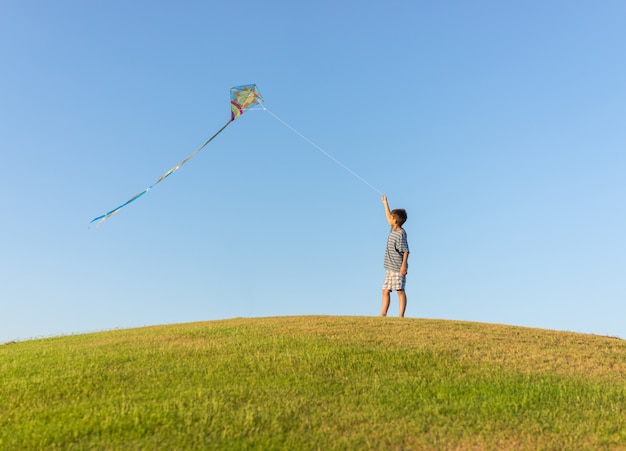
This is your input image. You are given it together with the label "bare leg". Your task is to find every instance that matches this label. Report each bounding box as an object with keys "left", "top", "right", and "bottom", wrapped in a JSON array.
[
  {"left": 398, "top": 290, "right": 407, "bottom": 317},
  {"left": 380, "top": 289, "right": 391, "bottom": 316}
]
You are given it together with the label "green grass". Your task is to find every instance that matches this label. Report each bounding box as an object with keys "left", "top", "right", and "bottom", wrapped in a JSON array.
[{"left": 2, "top": 316, "right": 626, "bottom": 449}]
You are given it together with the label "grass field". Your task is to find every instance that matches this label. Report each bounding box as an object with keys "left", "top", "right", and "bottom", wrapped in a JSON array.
[{"left": 2, "top": 316, "right": 626, "bottom": 449}]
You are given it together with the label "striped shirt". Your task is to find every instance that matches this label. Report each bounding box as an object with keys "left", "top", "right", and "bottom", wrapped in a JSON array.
[{"left": 384, "top": 228, "right": 409, "bottom": 272}]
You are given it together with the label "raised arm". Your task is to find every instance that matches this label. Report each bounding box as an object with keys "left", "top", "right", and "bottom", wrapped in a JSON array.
[{"left": 382, "top": 194, "right": 394, "bottom": 226}]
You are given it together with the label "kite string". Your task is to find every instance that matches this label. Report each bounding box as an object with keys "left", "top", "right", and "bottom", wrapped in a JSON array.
[{"left": 261, "top": 106, "right": 384, "bottom": 195}]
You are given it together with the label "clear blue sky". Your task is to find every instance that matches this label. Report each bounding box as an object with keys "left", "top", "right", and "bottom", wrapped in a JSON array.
[{"left": 2, "top": 1, "right": 625, "bottom": 342}]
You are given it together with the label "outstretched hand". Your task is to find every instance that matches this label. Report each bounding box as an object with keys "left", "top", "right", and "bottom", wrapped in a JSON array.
[{"left": 382, "top": 194, "right": 394, "bottom": 226}]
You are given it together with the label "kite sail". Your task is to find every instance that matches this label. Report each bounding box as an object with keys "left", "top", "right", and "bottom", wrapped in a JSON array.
[{"left": 91, "top": 84, "right": 264, "bottom": 226}]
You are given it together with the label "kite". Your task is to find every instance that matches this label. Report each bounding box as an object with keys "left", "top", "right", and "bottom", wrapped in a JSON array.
[{"left": 91, "top": 84, "right": 264, "bottom": 226}]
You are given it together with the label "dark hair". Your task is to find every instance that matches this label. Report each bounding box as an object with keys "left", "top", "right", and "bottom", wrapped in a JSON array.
[{"left": 391, "top": 208, "right": 407, "bottom": 226}]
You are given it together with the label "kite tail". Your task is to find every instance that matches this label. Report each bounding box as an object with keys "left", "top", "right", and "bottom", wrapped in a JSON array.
[{"left": 91, "top": 119, "right": 233, "bottom": 226}]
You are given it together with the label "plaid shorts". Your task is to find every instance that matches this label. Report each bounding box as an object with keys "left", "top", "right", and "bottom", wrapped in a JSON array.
[{"left": 382, "top": 270, "right": 406, "bottom": 291}]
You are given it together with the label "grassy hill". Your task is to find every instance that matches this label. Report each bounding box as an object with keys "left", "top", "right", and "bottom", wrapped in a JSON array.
[{"left": 2, "top": 316, "right": 625, "bottom": 449}]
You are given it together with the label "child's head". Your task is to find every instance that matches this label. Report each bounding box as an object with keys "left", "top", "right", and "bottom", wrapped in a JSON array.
[{"left": 391, "top": 208, "right": 407, "bottom": 227}]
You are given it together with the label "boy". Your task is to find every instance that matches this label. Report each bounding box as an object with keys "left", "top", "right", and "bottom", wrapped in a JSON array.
[{"left": 380, "top": 195, "right": 409, "bottom": 317}]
